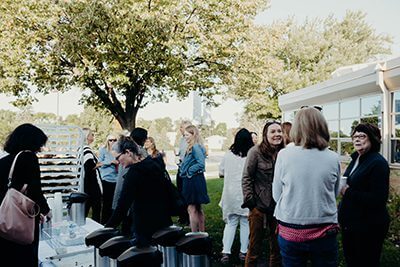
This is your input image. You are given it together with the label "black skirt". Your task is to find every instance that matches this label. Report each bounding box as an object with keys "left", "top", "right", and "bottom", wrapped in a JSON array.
[{"left": 182, "top": 173, "right": 210, "bottom": 205}]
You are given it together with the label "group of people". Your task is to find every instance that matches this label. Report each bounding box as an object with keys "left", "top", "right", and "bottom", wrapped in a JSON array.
[
  {"left": 218, "top": 107, "right": 390, "bottom": 267},
  {"left": 0, "top": 105, "right": 391, "bottom": 266}
]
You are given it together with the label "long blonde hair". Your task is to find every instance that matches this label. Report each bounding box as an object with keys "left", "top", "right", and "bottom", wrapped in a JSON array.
[
  {"left": 185, "top": 125, "right": 203, "bottom": 153},
  {"left": 104, "top": 134, "right": 117, "bottom": 151}
]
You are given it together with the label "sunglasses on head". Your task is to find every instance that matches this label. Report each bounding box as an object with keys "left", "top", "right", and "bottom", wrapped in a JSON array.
[{"left": 300, "top": 105, "right": 322, "bottom": 111}]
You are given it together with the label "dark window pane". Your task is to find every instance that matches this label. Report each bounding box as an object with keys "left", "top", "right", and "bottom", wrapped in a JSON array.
[{"left": 340, "top": 141, "right": 354, "bottom": 157}]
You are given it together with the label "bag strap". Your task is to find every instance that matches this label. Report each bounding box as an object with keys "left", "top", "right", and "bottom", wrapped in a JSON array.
[{"left": 7, "top": 150, "right": 31, "bottom": 188}]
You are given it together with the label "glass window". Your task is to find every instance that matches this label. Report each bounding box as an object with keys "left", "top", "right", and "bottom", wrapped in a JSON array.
[
  {"left": 283, "top": 111, "right": 295, "bottom": 122},
  {"left": 360, "top": 116, "right": 379, "bottom": 126},
  {"left": 340, "top": 119, "right": 359, "bottom": 138},
  {"left": 393, "top": 92, "right": 400, "bottom": 113},
  {"left": 323, "top": 103, "right": 338, "bottom": 120},
  {"left": 328, "top": 120, "right": 339, "bottom": 138},
  {"left": 391, "top": 140, "right": 400, "bottom": 163},
  {"left": 340, "top": 141, "right": 354, "bottom": 157},
  {"left": 394, "top": 115, "right": 400, "bottom": 138},
  {"left": 329, "top": 139, "right": 338, "bottom": 152},
  {"left": 340, "top": 99, "right": 359, "bottom": 118},
  {"left": 362, "top": 95, "right": 381, "bottom": 116}
]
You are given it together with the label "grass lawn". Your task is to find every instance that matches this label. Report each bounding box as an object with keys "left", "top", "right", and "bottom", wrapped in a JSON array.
[{"left": 190, "top": 178, "right": 400, "bottom": 267}]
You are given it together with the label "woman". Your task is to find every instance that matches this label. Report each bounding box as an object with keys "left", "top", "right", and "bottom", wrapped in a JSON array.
[
  {"left": 338, "top": 123, "right": 390, "bottom": 267},
  {"left": 242, "top": 121, "right": 284, "bottom": 267},
  {"left": 144, "top": 136, "right": 166, "bottom": 167},
  {"left": 281, "top": 122, "right": 292, "bottom": 146},
  {"left": 98, "top": 134, "right": 119, "bottom": 224},
  {"left": 219, "top": 128, "right": 254, "bottom": 263},
  {"left": 0, "top": 123, "right": 51, "bottom": 266},
  {"left": 272, "top": 107, "right": 341, "bottom": 267},
  {"left": 179, "top": 125, "right": 210, "bottom": 232},
  {"left": 106, "top": 136, "right": 172, "bottom": 246},
  {"left": 82, "top": 128, "right": 103, "bottom": 223}
]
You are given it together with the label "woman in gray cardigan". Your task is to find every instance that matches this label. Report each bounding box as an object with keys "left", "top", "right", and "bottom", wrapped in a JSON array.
[{"left": 272, "top": 107, "right": 341, "bottom": 267}]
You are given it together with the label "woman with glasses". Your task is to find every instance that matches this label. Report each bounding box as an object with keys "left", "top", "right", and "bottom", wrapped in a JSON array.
[
  {"left": 242, "top": 121, "right": 284, "bottom": 267},
  {"left": 106, "top": 136, "right": 172, "bottom": 246},
  {"left": 82, "top": 128, "right": 103, "bottom": 223},
  {"left": 98, "top": 135, "right": 119, "bottom": 224},
  {"left": 338, "top": 123, "right": 390, "bottom": 267},
  {"left": 272, "top": 107, "right": 341, "bottom": 267}
]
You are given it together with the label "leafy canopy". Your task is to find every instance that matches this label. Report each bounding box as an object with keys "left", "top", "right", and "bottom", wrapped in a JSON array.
[{"left": 0, "top": 0, "right": 268, "bottom": 131}]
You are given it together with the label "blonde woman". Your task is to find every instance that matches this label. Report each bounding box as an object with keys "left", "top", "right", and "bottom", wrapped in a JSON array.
[
  {"left": 179, "top": 125, "right": 210, "bottom": 232},
  {"left": 98, "top": 134, "right": 119, "bottom": 224}
]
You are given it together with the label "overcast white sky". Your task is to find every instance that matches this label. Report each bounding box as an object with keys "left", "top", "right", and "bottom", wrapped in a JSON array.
[{"left": 0, "top": 0, "right": 399, "bottom": 128}]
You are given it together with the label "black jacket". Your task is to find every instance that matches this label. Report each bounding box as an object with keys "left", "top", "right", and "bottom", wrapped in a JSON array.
[
  {"left": 0, "top": 151, "right": 50, "bottom": 266},
  {"left": 338, "top": 151, "right": 390, "bottom": 232},
  {"left": 106, "top": 156, "right": 172, "bottom": 238}
]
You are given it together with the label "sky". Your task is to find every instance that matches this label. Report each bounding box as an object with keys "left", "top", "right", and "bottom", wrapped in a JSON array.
[{"left": 0, "top": 0, "right": 399, "bottom": 128}]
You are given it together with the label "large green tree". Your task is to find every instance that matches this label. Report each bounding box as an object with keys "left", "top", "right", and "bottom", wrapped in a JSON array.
[
  {"left": 0, "top": 0, "right": 268, "bottom": 131},
  {"left": 230, "top": 11, "right": 393, "bottom": 119}
]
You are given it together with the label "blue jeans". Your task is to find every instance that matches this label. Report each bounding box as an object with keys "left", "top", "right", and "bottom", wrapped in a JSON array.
[{"left": 278, "top": 233, "right": 338, "bottom": 267}]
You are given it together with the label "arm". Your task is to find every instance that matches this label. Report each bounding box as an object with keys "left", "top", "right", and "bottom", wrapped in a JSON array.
[
  {"left": 105, "top": 168, "right": 139, "bottom": 227},
  {"left": 14, "top": 152, "right": 50, "bottom": 215},
  {"left": 272, "top": 152, "right": 283, "bottom": 202},
  {"left": 343, "top": 159, "right": 389, "bottom": 208},
  {"left": 187, "top": 145, "right": 205, "bottom": 177},
  {"left": 334, "top": 162, "right": 341, "bottom": 197},
  {"left": 241, "top": 148, "right": 257, "bottom": 209},
  {"left": 98, "top": 148, "right": 113, "bottom": 166}
]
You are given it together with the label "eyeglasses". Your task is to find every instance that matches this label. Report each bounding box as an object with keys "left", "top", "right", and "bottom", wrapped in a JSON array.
[
  {"left": 352, "top": 134, "right": 368, "bottom": 140},
  {"left": 300, "top": 105, "right": 322, "bottom": 112},
  {"left": 116, "top": 152, "right": 123, "bottom": 161},
  {"left": 266, "top": 119, "right": 281, "bottom": 124},
  {"left": 108, "top": 139, "right": 117, "bottom": 142}
]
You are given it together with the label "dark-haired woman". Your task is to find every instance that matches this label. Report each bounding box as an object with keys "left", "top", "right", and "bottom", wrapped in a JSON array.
[
  {"left": 0, "top": 123, "right": 51, "bottom": 266},
  {"left": 338, "top": 123, "right": 390, "bottom": 267},
  {"left": 106, "top": 136, "right": 172, "bottom": 246},
  {"left": 242, "top": 121, "right": 284, "bottom": 267},
  {"left": 219, "top": 128, "right": 254, "bottom": 263}
]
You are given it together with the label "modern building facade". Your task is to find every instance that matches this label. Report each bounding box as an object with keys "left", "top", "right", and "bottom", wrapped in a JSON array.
[{"left": 278, "top": 56, "right": 400, "bottom": 190}]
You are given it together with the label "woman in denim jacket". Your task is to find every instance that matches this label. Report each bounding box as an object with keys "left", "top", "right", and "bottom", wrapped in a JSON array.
[{"left": 179, "top": 125, "right": 210, "bottom": 232}]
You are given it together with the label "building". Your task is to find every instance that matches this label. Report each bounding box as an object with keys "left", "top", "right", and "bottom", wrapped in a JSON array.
[
  {"left": 205, "top": 135, "right": 227, "bottom": 151},
  {"left": 278, "top": 56, "right": 400, "bottom": 190}
]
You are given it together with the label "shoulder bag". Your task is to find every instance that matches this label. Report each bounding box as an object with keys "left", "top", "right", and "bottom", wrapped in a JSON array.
[{"left": 0, "top": 151, "right": 40, "bottom": 245}]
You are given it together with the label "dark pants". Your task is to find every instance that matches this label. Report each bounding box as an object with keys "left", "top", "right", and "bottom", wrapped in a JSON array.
[
  {"left": 342, "top": 226, "right": 388, "bottom": 267},
  {"left": 278, "top": 233, "right": 338, "bottom": 267},
  {"left": 101, "top": 180, "right": 116, "bottom": 224},
  {"left": 85, "top": 191, "right": 102, "bottom": 223},
  {"left": 245, "top": 208, "right": 281, "bottom": 267},
  {"left": 176, "top": 167, "right": 189, "bottom": 225}
]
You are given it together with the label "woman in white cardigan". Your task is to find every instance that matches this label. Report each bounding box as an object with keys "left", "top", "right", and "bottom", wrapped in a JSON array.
[{"left": 219, "top": 128, "right": 254, "bottom": 263}]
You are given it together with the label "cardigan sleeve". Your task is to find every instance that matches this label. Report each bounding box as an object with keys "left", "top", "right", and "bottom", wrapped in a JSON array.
[{"left": 272, "top": 151, "right": 284, "bottom": 202}]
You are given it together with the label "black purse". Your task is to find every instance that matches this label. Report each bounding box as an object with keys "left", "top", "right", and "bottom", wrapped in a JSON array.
[{"left": 164, "top": 171, "right": 186, "bottom": 216}]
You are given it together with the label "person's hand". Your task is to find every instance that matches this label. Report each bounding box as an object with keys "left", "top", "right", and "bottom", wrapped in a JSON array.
[
  {"left": 111, "top": 160, "right": 119, "bottom": 165},
  {"left": 340, "top": 184, "right": 349, "bottom": 196}
]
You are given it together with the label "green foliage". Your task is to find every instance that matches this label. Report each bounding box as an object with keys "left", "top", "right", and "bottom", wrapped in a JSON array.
[
  {"left": 230, "top": 11, "right": 392, "bottom": 119},
  {"left": 0, "top": 0, "right": 269, "bottom": 131}
]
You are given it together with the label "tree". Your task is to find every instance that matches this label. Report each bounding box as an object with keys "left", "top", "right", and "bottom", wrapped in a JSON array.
[
  {"left": 0, "top": 0, "right": 268, "bottom": 131},
  {"left": 230, "top": 11, "right": 392, "bottom": 119}
]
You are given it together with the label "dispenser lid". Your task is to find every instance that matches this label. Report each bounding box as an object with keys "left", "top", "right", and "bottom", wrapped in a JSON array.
[
  {"left": 85, "top": 227, "right": 120, "bottom": 247},
  {"left": 176, "top": 232, "right": 212, "bottom": 255},
  {"left": 117, "top": 246, "right": 162, "bottom": 265},
  {"left": 69, "top": 192, "right": 89, "bottom": 203},
  {"left": 99, "top": 236, "right": 133, "bottom": 259},
  {"left": 152, "top": 225, "right": 184, "bottom": 246}
]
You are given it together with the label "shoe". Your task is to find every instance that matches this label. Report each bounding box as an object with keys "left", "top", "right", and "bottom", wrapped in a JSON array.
[
  {"left": 220, "top": 253, "right": 230, "bottom": 264},
  {"left": 239, "top": 252, "right": 247, "bottom": 261}
]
